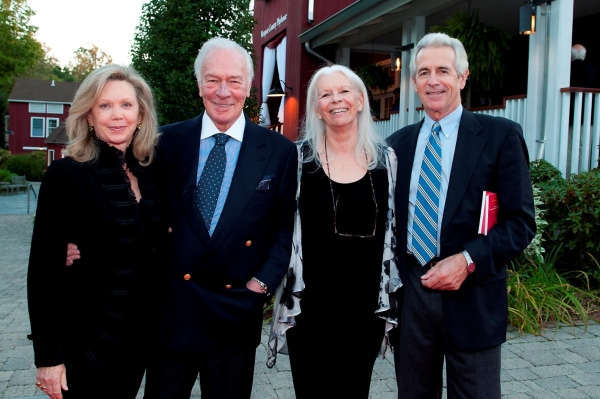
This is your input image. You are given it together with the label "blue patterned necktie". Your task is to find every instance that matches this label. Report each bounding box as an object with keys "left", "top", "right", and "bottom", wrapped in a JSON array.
[
  {"left": 412, "top": 122, "right": 442, "bottom": 266},
  {"left": 196, "top": 133, "right": 230, "bottom": 231}
]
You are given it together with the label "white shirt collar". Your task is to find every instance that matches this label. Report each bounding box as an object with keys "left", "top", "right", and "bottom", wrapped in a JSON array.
[{"left": 201, "top": 112, "right": 245, "bottom": 142}]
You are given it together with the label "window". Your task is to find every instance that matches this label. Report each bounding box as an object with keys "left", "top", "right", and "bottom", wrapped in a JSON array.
[
  {"left": 31, "top": 117, "right": 44, "bottom": 137},
  {"left": 47, "top": 104, "right": 64, "bottom": 114},
  {"left": 47, "top": 118, "right": 59, "bottom": 137},
  {"left": 29, "top": 103, "right": 45, "bottom": 113}
]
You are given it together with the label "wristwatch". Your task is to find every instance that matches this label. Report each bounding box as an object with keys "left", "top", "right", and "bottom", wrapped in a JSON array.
[
  {"left": 251, "top": 277, "right": 269, "bottom": 294},
  {"left": 462, "top": 250, "right": 476, "bottom": 274}
]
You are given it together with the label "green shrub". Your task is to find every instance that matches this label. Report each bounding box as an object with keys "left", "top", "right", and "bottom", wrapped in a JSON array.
[
  {"left": 528, "top": 161, "right": 600, "bottom": 281},
  {"left": 529, "top": 159, "right": 564, "bottom": 185},
  {"left": 2, "top": 152, "right": 46, "bottom": 181},
  {"left": 0, "top": 148, "right": 10, "bottom": 165},
  {"left": 508, "top": 247, "right": 594, "bottom": 335},
  {"left": 0, "top": 168, "right": 16, "bottom": 182},
  {"left": 543, "top": 169, "right": 600, "bottom": 275}
]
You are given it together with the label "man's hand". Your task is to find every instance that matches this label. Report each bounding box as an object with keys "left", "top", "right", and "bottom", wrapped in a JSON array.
[
  {"left": 246, "top": 278, "right": 266, "bottom": 294},
  {"left": 66, "top": 243, "right": 80, "bottom": 266},
  {"left": 421, "top": 253, "right": 468, "bottom": 290},
  {"left": 36, "top": 364, "right": 68, "bottom": 399}
]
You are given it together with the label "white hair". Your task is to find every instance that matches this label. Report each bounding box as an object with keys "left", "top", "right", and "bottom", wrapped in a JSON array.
[
  {"left": 410, "top": 32, "right": 469, "bottom": 79},
  {"left": 301, "top": 64, "right": 386, "bottom": 170},
  {"left": 194, "top": 37, "right": 254, "bottom": 87}
]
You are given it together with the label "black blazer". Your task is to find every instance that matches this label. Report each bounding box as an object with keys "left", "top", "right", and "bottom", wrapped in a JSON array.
[
  {"left": 386, "top": 109, "right": 536, "bottom": 351},
  {"left": 27, "top": 143, "right": 166, "bottom": 368},
  {"left": 156, "top": 113, "right": 297, "bottom": 354}
]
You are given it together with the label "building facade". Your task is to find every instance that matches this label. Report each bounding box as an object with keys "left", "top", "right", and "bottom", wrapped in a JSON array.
[
  {"left": 252, "top": 0, "right": 600, "bottom": 177},
  {"left": 7, "top": 79, "right": 80, "bottom": 165}
]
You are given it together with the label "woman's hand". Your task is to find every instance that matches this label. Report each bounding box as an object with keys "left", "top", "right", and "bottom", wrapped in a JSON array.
[
  {"left": 66, "top": 243, "right": 80, "bottom": 266},
  {"left": 36, "top": 364, "right": 68, "bottom": 399}
]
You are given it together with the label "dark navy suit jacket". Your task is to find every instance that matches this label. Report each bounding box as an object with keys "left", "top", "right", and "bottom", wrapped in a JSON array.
[
  {"left": 386, "top": 109, "right": 536, "bottom": 351},
  {"left": 155, "top": 113, "right": 297, "bottom": 354}
]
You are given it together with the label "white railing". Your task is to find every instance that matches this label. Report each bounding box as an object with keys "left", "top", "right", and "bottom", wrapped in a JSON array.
[
  {"left": 374, "top": 92, "right": 600, "bottom": 177},
  {"left": 374, "top": 95, "right": 528, "bottom": 140},
  {"left": 558, "top": 89, "right": 600, "bottom": 177}
]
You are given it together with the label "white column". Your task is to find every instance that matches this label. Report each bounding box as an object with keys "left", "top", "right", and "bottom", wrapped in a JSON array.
[
  {"left": 539, "top": 0, "right": 573, "bottom": 174},
  {"left": 337, "top": 47, "right": 351, "bottom": 66},
  {"left": 399, "top": 16, "right": 424, "bottom": 127}
]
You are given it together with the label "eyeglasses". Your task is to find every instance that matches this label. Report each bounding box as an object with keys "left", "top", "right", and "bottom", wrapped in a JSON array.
[{"left": 324, "top": 136, "right": 378, "bottom": 238}]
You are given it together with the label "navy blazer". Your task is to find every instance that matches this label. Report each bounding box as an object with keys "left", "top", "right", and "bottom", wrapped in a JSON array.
[
  {"left": 155, "top": 113, "right": 297, "bottom": 354},
  {"left": 386, "top": 109, "right": 536, "bottom": 351}
]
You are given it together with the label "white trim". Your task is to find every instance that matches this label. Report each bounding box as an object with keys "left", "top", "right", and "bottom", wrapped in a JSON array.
[
  {"left": 10, "top": 99, "right": 73, "bottom": 105},
  {"left": 30, "top": 117, "right": 45, "bottom": 137},
  {"left": 46, "top": 104, "right": 64, "bottom": 114},
  {"left": 46, "top": 118, "right": 60, "bottom": 137},
  {"left": 47, "top": 149, "right": 55, "bottom": 166},
  {"left": 23, "top": 146, "right": 48, "bottom": 150},
  {"left": 29, "top": 103, "right": 45, "bottom": 113}
]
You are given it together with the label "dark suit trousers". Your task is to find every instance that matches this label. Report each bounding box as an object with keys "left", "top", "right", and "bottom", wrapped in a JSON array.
[
  {"left": 394, "top": 256, "right": 501, "bottom": 399},
  {"left": 145, "top": 349, "right": 256, "bottom": 399},
  {"left": 62, "top": 342, "right": 147, "bottom": 399}
]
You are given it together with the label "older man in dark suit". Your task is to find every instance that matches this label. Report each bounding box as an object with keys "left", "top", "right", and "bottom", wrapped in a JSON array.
[
  {"left": 386, "top": 33, "right": 535, "bottom": 398},
  {"left": 150, "top": 37, "right": 297, "bottom": 399}
]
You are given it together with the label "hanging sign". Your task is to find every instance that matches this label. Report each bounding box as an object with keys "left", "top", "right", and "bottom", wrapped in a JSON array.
[{"left": 261, "top": 14, "right": 287, "bottom": 38}]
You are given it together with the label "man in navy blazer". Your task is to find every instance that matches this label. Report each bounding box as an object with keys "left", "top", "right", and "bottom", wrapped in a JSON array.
[
  {"left": 150, "top": 37, "right": 297, "bottom": 399},
  {"left": 386, "top": 33, "right": 535, "bottom": 398}
]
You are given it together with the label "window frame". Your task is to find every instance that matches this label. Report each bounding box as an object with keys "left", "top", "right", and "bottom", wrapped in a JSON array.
[
  {"left": 46, "top": 118, "right": 60, "bottom": 137},
  {"left": 29, "top": 103, "right": 46, "bottom": 113},
  {"left": 31, "top": 117, "right": 45, "bottom": 138}
]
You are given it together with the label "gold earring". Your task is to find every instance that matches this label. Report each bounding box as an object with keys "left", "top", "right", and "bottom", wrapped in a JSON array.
[
  {"left": 88, "top": 125, "right": 94, "bottom": 132},
  {"left": 137, "top": 123, "right": 141, "bottom": 130}
]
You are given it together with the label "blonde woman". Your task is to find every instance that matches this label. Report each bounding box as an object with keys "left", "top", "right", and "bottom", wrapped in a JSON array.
[{"left": 27, "top": 64, "right": 166, "bottom": 399}]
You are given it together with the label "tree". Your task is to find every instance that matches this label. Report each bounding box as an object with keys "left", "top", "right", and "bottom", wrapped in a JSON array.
[
  {"left": 0, "top": 0, "right": 43, "bottom": 94},
  {"left": 70, "top": 45, "right": 113, "bottom": 82},
  {"left": 131, "top": 0, "right": 258, "bottom": 125},
  {"left": 20, "top": 43, "right": 61, "bottom": 81},
  {"left": 431, "top": 10, "right": 511, "bottom": 106}
]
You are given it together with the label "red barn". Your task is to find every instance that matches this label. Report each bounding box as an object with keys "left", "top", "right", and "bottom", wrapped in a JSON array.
[{"left": 7, "top": 79, "right": 80, "bottom": 166}]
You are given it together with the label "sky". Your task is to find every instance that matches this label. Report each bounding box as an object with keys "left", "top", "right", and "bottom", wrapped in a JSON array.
[{"left": 27, "top": 0, "right": 148, "bottom": 67}]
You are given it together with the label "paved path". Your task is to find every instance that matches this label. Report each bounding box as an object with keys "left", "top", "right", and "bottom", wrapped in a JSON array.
[{"left": 0, "top": 192, "right": 599, "bottom": 398}]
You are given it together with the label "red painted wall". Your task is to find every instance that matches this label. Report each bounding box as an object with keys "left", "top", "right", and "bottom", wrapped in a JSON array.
[
  {"left": 8, "top": 102, "right": 70, "bottom": 158},
  {"left": 253, "top": 0, "right": 354, "bottom": 141}
]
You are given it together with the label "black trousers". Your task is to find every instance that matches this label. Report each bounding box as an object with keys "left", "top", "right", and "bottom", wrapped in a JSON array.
[
  {"left": 394, "top": 257, "right": 501, "bottom": 399},
  {"left": 62, "top": 344, "right": 147, "bottom": 399},
  {"left": 144, "top": 349, "right": 256, "bottom": 399}
]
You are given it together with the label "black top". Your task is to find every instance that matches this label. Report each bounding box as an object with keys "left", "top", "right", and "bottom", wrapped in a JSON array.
[{"left": 298, "top": 160, "right": 388, "bottom": 321}]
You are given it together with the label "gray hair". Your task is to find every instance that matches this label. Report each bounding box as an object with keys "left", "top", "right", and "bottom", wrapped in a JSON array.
[
  {"left": 65, "top": 64, "right": 159, "bottom": 166},
  {"left": 301, "top": 64, "right": 386, "bottom": 170},
  {"left": 194, "top": 37, "right": 254, "bottom": 88},
  {"left": 410, "top": 32, "right": 469, "bottom": 79}
]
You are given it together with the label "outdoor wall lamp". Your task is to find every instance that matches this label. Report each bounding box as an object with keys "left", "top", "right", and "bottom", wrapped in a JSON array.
[
  {"left": 519, "top": 0, "right": 555, "bottom": 35},
  {"left": 390, "top": 43, "right": 414, "bottom": 71},
  {"left": 519, "top": 1, "right": 536, "bottom": 35},
  {"left": 267, "top": 80, "right": 293, "bottom": 97}
]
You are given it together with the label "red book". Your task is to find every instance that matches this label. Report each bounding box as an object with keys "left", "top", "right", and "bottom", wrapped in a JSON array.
[{"left": 478, "top": 191, "right": 499, "bottom": 235}]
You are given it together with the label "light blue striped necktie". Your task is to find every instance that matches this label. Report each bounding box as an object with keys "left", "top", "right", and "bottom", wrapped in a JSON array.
[{"left": 412, "top": 122, "right": 442, "bottom": 266}]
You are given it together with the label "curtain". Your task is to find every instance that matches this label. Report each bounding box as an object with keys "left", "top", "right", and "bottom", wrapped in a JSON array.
[
  {"left": 261, "top": 46, "right": 276, "bottom": 127},
  {"left": 276, "top": 37, "right": 287, "bottom": 123}
]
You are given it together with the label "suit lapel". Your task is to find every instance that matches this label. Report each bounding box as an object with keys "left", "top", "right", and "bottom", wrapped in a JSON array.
[
  {"left": 442, "top": 110, "right": 485, "bottom": 231},
  {"left": 395, "top": 121, "right": 422, "bottom": 251},
  {"left": 176, "top": 114, "right": 210, "bottom": 244}
]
